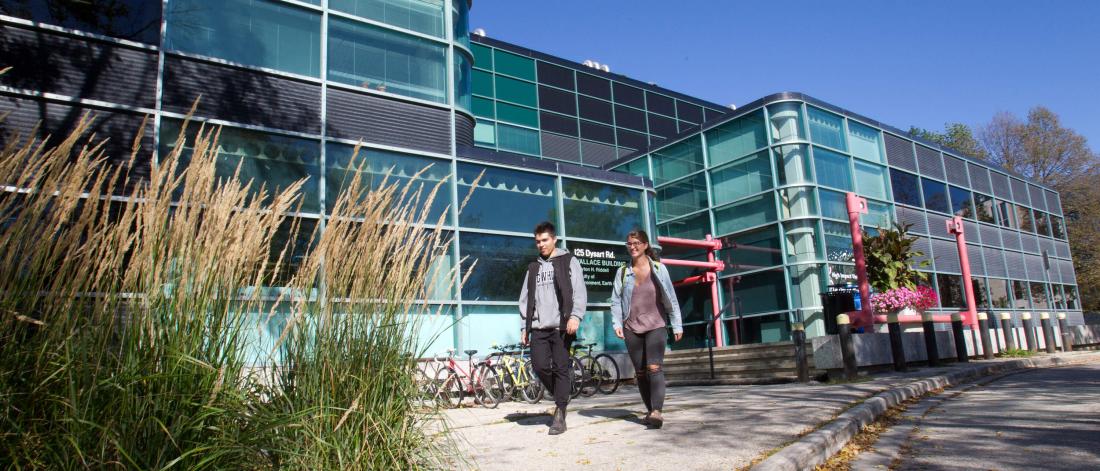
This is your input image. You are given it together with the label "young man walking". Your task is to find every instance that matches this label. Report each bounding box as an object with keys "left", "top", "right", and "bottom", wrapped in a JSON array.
[{"left": 518, "top": 221, "right": 587, "bottom": 435}]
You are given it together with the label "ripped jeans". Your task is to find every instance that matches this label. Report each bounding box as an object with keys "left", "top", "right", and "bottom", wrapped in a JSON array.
[{"left": 623, "top": 328, "right": 667, "bottom": 411}]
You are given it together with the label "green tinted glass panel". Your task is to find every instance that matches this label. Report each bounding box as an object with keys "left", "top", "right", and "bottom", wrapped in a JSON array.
[
  {"left": 719, "top": 226, "right": 782, "bottom": 273},
  {"left": 651, "top": 136, "right": 704, "bottom": 185},
  {"left": 460, "top": 233, "right": 530, "bottom": 301},
  {"left": 494, "top": 75, "right": 537, "bottom": 107},
  {"left": 454, "top": 53, "right": 471, "bottom": 111},
  {"left": 714, "top": 193, "right": 776, "bottom": 235},
  {"left": 710, "top": 150, "right": 772, "bottom": 205},
  {"left": 736, "top": 270, "right": 789, "bottom": 315},
  {"left": 853, "top": 161, "right": 888, "bottom": 200},
  {"left": 848, "top": 120, "right": 884, "bottom": 162},
  {"left": 473, "top": 119, "right": 495, "bottom": 145},
  {"left": 807, "top": 106, "right": 846, "bottom": 151},
  {"left": 864, "top": 200, "right": 893, "bottom": 228},
  {"left": 774, "top": 144, "right": 813, "bottom": 185},
  {"left": 471, "top": 43, "right": 493, "bottom": 69},
  {"left": 166, "top": 0, "right": 321, "bottom": 77},
  {"left": 329, "top": 0, "right": 444, "bottom": 37},
  {"left": 457, "top": 163, "right": 555, "bottom": 232},
  {"left": 784, "top": 220, "right": 821, "bottom": 263},
  {"left": 562, "top": 179, "right": 644, "bottom": 241},
  {"left": 768, "top": 102, "right": 804, "bottom": 143},
  {"left": 493, "top": 49, "right": 535, "bottom": 80},
  {"left": 495, "top": 102, "right": 538, "bottom": 128},
  {"left": 655, "top": 173, "right": 708, "bottom": 221},
  {"left": 496, "top": 123, "right": 539, "bottom": 155},
  {"left": 615, "top": 157, "right": 649, "bottom": 179},
  {"left": 705, "top": 110, "right": 767, "bottom": 166},
  {"left": 328, "top": 17, "right": 446, "bottom": 103},
  {"left": 472, "top": 69, "right": 494, "bottom": 97},
  {"left": 819, "top": 189, "right": 847, "bottom": 220},
  {"left": 658, "top": 212, "right": 710, "bottom": 240},
  {"left": 325, "top": 143, "right": 450, "bottom": 222},
  {"left": 472, "top": 97, "right": 494, "bottom": 118},
  {"left": 823, "top": 221, "right": 853, "bottom": 263},
  {"left": 813, "top": 147, "right": 851, "bottom": 191},
  {"left": 779, "top": 186, "right": 816, "bottom": 218}
]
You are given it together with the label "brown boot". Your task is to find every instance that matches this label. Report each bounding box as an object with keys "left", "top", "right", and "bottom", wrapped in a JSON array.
[
  {"left": 647, "top": 410, "right": 663, "bottom": 429},
  {"left": 548, "top": 406, "right": 567, "bottom": 435}
]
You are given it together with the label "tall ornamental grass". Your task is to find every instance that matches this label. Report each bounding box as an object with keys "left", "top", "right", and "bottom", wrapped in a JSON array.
[{"left": 0, "top": 110, "right": 460, "bottom": 469}]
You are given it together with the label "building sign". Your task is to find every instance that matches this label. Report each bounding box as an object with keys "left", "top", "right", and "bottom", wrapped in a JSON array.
[{"left": 569, "top": 241, "right": 628, "bottom": 302}]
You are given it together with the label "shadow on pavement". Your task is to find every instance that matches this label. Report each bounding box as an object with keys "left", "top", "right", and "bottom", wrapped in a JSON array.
[
  {"left": 502, "top": 412, "right": 551, "bottom": 426},
  {"left": 577, "top": 407, "right": 645, "bottom": 424}
]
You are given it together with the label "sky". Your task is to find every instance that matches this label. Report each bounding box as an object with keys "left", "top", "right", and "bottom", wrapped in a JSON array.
[{"left": 470, "top": 0, "right": 1100, "bottom": 149}]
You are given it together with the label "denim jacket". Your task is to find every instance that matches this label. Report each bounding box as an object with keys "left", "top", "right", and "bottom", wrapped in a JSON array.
[{"left": 610, "top": 258, "right": 683, "bottom": 334}]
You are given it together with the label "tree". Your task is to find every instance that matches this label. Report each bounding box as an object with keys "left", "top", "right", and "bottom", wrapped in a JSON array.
[{"left": 908, "top": 123, "right": 988, "bottom": 160}]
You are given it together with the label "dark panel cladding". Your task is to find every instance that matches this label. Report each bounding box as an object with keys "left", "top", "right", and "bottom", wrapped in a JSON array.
[
  {"left": 540, "top": 132, "right": 580, "bottom": 162},
  {"left": 612, "top": 82, "right": 644, "bottom": 109},
  {"left": 0, "top": 96, "right": 153, "bottom": 189},
  {"left": 704, "top": 107, "right": 727, "bottom": 122},
  {"left": 538, "top": 85, "right": 576, "bottom": 115},
  {"left": 676, "top": 100, "right": 703, "bottom": 123},
  {"left": 1009, "top": 178, "right": 1030, "bottom": 205},
  {"left": 581, "top": 140, "right": 617, "bottom": 167},
  {"left": 1045, "top": 190, "right": 1062, "bottom": 215},
  {"left": 967, "top": 163, "right": 992, "bottom": 195},
  {"left": 1028, "top": 184, "right": 1047, "bottom": 211},
  {"left": 915, "top": 145, "right": 944, "bottom": 180},
  {"left": 326, "top": 87, "right": 450, "bottom": 155},
  {"left": 536, "top": 61, "right": 575, "bottom": 91},
  {"left": 967, "top": 244, "right": 984, "bottom": 276},
  {"left": 990, "top": 171, "right": 1012, "bottom": 199},
  {"left": 162, "top": 56, "right": 321, "bottom": 133},
  {"left": 943, "top": 155, "right": 969, "bottom": 186},
  {"left": 1, "top": 25, "right": 157, "bottom": 108},
  {"left": 884, "top": 133, "right": 917, "bottom": 171},
  {"left": 0, "top": 0, "right": 162, "bottom": 44},
  {"left": 645, "top": 92, "right": 675, "bottom": 117},
  {"left": 539, "top": 111, "right": 578, "bottom": 137},
  {"left": 983, "top": 247, "right": 1006, "bottom": 278},
  {"left": 576, "top": 72, "right": 610, "bottom": 100},
  {"left": 455, "top": 113, "right": 474, "bottom": 147}
]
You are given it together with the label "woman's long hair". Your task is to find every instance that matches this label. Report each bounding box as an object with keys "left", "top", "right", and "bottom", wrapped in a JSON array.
[{"left": 626, "top": 229, "right": 659, "bottom": 261}]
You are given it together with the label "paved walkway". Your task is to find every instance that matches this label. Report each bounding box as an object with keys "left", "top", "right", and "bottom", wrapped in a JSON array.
[{"left": 441, "top": 354, "right": 1100, "bottom": 471}]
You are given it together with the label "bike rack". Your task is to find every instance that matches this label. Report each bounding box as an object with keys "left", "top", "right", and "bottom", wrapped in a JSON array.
[{"left": 657, "top": 234, "right": 726, "bottom": 348}]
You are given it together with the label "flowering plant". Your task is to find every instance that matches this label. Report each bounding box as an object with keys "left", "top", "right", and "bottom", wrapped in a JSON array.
[{"left": 870, "top": 286, "right": 938, "bottom": 313}]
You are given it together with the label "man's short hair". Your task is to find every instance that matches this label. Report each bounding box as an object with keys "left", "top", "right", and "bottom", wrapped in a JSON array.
[{"left": 534, "top": 221, "right": 556, "bottom": 237}]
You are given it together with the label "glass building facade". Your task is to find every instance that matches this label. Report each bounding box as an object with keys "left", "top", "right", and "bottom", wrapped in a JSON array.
[
  {"left": 0, "top": 3, "right": 1082, "bottom": 355},
  {"left": 609, "top": 94, "right": 1080, "bottom": 346}
]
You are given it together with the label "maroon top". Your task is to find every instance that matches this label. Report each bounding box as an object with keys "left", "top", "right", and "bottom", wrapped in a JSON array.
[{"left": 624, "top": 273, "right": 667, "bottom": 334}]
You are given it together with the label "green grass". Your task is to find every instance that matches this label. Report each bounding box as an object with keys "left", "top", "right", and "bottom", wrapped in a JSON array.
[
  {"left": 0, "top": 108, "right": 462, "bottom": 469},
  {"left": 998, "top": 348, "right": 1036, "bottom": 358}
]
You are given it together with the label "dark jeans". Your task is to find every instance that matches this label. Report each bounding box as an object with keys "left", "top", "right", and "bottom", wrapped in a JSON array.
[
  {"left": 529, "top": 329, "right": 574, "bottom": 408},
  {"left": 624, "top": 328, "right": 667, "bottom": 412}
]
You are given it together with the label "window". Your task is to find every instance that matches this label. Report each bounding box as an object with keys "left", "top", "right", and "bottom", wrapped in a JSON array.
[
  {"left": 650, "top": 137, "right": 705, "bottom": 185},
  {"left": 454, "top": 53, "right": 472, "bottom": 112},
  {"left": 823, "top": 221, "right": 854, "bottom": 263},
  {"left": 854, "top": 161, "right": 888, "bottom": 200},
  {"left": 614, "top": 105, "right": 647, "bottom": 132},
  {"left": 921, "top": 178, "right": 950, "bottom": 214},
  {"left": 1064, "top": 285, "right": 1079, "bottom": 310},
  {"left": 613, "top": 83, "right": 645, "bottom": 109},
  {"left": 472, "top": 97, "right": 494, "bottom": 118},
  {"left": 576, "top": 73, "right": 610, "bottom": 99},
  {"left": 540, "top": 112, "right": 577, "bottom": 137},
  {"left": 890, "top": 169, "right": 921, "bottom": 207},
  {"left": 325, "top": 144, "right": 450, "bottom": 221},
  {"left": 948, "top": 186, "right": 974, "bottom": 219},
  {"left": 779, "top": 187, "right": 816, "bottom": 219},
  {"left": 784, "top": 220, "right": 821, "bottom": 263},
  {"left": 819, "top": 189, "right": 847, "bottom": 220},
  {"left": 494, "top": 75, "right": 536, "bottom": 107},
  {"left": 705, "top": 110, "right": 767, "bottom": 166},
  {"left": 472, "top": 69, "right": 493, "bottom": 97},
  {"left": 473, "top": 119, "right": 495, "bottom": 146},
  {"left": 774, "top": 144, "right": 813, "bottom": 185},
  {"left": 732, "top": 270, "right": 789, "bottom": 316},
  {"left": 330, "top": 0, "right": 444, "bottom": 37},
  {"left": 492, "top": 49, "right": 535, "bottom": 80},
  {"left": 496, "top": 102, "right": 538, "bottom": 128},
  {"left": 1012, "top": 280, "right": 1030, "bottom": 309},
  {"left": 768, "top": 102, "right": 804, "bottom": 143},
  {"left": 459, "top": 233, "right": 533, "bottom": 301},
  {"left": 580, "top": 120, "right": 615, "bottom": 144},
  {"left": 997, "top": 200, "right": 1016, "bottom": 228},
  {"left": 714, "top": 193, "right": 776, "bottom": 235},
  {"left": 676, "top": 101, "right": 704, "bottom": 123},
  {"left": 813, "top": 147, "right": 851, "bottom": 191},
  {"left": 1051, "top": 216, "right": 1066, "bottom": 239},
  {"left": 719, "top": 226, "right": 782, "bottom": 273},
  {"left": 989, "top": 278, "right": 1011, "bottom": 309},
  {"left": 1033, "top": 210, "right": 1051, "bottom": 237},
  {"left": 328, "top": 17, "right": 446, "bottom": 102},
  {"left": 539, "top": 85, "right": 576, "bottom": 115},
  {"left": 656, "top": 174, "right": 708, "bottom": 221},
  {"left": 937, "top": 274, "right": 965, "bottom": 308},
  {"left": 456, "top": 163, "right": 555, "bottom": 232},
  {"left": 167, "top": 0, "right": 321, "bottom": 77},
  {"left": 974, "top": 193, "right": 997, "bottom": 224},
  {"left": 971, "top": 277, "right": 990, "bottom": 309},
  {"left": 657, "top": 212, "right": 710, "bottom": 240},
  {"left": 848, "top": 121, "right": 884, "bottom": 162},
  {"left": 561, "top": 179, "right": 643, "bottom": 241},
  {"left": 646, "top": 92, "right": 675, "bottom": 117},
  {"left": 1029, "top": 282, "right": 1049, "bottom": 309},
  {"left": 496, "top": 123, "right": 539, "bottom": 155},
  {"left": 807, "top": 106, "right": 846, "bottom": 151},
  {"left": 710, "top": 150, "right": 772, "bottom": 205},
  {"left": 578, "top": 95, "right": 613, "bottom": 124},
  {"left": 1015, "top": 205, "right": 1034, "bottom": 232},
  {"left": 8, "top": 0, "right": 162, "bottom": 44},
  {"left": 471, "top": 43, "right": 492, "bottom": 69}
]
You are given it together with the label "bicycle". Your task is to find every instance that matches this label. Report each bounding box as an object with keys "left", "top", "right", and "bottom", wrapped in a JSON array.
[
  {"left": 569, "top": 340, "right": 621, "bottom": 397},
  {"left": 413, "top": 353, "right": 447, "bottom": 408},
  {"left": 433, "top": 348, "right": 504, "bottom": 409},
  {"left": 489, "top": 343, "right": 543, "bottom": 404}
]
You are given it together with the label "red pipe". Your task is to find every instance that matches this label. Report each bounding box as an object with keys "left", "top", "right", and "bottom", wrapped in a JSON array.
[
  {"left": 673, "top": 274, "right": 708, "bottom": 287},
  {"left": 846, "top": 193, "right": 874, "bottom": 328},
  {"left": 946, "top": 217, "right": 979, "bottom": 328},
  {"left": 706, "top": 235, "right": 725, "bottom": 347},
  {"left": 657, "top": 236, "right": 723, "bottom": 250},
  {"left": 660, "top": 259, "right": 726, "bottom": 270}
]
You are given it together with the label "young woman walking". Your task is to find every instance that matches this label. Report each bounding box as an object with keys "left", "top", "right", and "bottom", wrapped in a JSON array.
[{"left": 611, "top": 229, "right": 683, "bottom": 429}]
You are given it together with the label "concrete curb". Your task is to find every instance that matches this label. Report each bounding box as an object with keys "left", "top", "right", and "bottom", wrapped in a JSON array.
[{"left": 750, "top": 352, "right": 1100, "bottom": 471}]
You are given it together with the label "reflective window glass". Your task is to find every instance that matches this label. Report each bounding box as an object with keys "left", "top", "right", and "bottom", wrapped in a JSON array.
[
  {"left": 329, "top": 0, "right": 444, "bottom": 37},
  {"left": 949, "top": 185, "right": 975, "bottom": 219},
  {"left": 454, "top": 52, "right": 471, "bottom": 111},
  {"left": 492, "top": 49, "right": 535, "bottom": 80},
  {"left": 819, "top": 189, "right": 847, "bottom": 220},
  {"left": 1051, "top": 284, "right": 1065, "bottom": 310},
  {"left": 456, "top": 163, "right": 555, "bottom": 231},
  {"left": 1015, "top": 204, "right": 1034, "bottom": 232},
  {"left": 568, "top": 241, "right": 629, "bottom": 303},
  {"left": 779, "top": 187, "right": 817, "bottom": 219},
  {"left": 705, "top": 110, "right": 767, "bottom": 166},
  {"left": 459, "top": 232, "right": 532, "bottom": 301},
  {"left": 496, "top": 123, "right": 540, "bottom": 155},
  {"left": 5, "top": 0, "right": 162, "bottom": 44},
  {"left": 473, "top": 119, "right": 495, "bottom": 145},
  {"left": 854, "top": 161, "right": 888, "bottom": 200},
  {"left": 472, "top": 96, "right": 494, "bottom": 118},
  {"left": 997, "top": 200, "right": 1016, "bottom": 228},
  {"left": 710, "top": 150, "right": 772, "bottom": 205},
  {"left": 167, "top": 0, "right": 321, "bottom": 77},
  {"left": 1030, "top": 282, "right": 1049, "bottom": 309},
  {"left": 656, "top": 173, "right": 708, "bottom": 221},
  {"left": 774, "top": 144, "right": 813, "bottom": 185},
  {"left": 1012, "top": 280, "right": 1030, "bottom": 309},
  {"left": 328, "top": 17, "right": 446, "bottom": 103},
  {"left": 615, "top": 158, "right": 649, "bottom": 179},
  {"left": 890, "top": 169, "right": 922, "bottom": 207},
  {"left": 562, "top": 179, "right": 643, "bottom": 241},
  {"left": 325, "top": 143, "right": 450, "bottom": 221},
  {"left": 847, "top": 120, "right": 884, "bottom": 162},
  {"left": 651, "top": 136, "right": 704, "bottom": 185},
  {"left": 784, "top": 220, "right": 821, "bottom": 263},
  {"left": 813, "top": 147, "right": 851, "bottom": 191},
  {"left": 494, "top": 75, "right": 536, "bottom": 107},
  {"left": 472, "top": 69, "right": 493, "bottom": 96},
  {"left": 789, "top": 264, "right": 825, "bottom": 310},
  {"left": 865, "top": 200, "right": 893, "bottom": 229},
  {"left": 1064, "top": 285, "right": 1079, "bottom": 310},
  {"left": 733, "top": 270, "right": 789, "bottom": 316},
  {"left": 1051, "top": 216, "right": 1066, "bottom": 239},
  {"left": 714, "top": 193, "right": 776, "bottom": 235},
  {"left": 937, "top": 274, "right": 965, "bottom": 308},
  {"left": 451, "top": 0, "right": 469, "bottom": 48},
  {"left": 971, "top": 277, "right": 990, "bottom": 309},
  {"left": 1033, "top": 210, "right": 1051, "bottom": 237},
  {"left": 496, "top": 102, "right": 538, "bottom": 128},
  {"left": 657, "top": 212, "right": 710, "bottom": 240},
  {"left": 823, "top": 221, "right": 853, "bottom": 263},
  {"left": 159, "top": 119, "right": 320, "bottom": 212},
  {"left": 807, "top": 106, "right": 846, "bottom": 151},
  {"left": 471, "top": 43, "right": 492, "bottom": 69},
  {"left": 768, "top": 102, "right": 804, "bottom": 143},
  {"left": 974, "top": 193, "right": 997, "bottom": 224},
  {"left": 921, "top": 178, "right": 950, "bottom": 214},
  {"left": 989, "top": 278, "right": 1011, "bottom": 309},
  {"left": 719, "top": 226, "right": 782, "bottom": 273}
]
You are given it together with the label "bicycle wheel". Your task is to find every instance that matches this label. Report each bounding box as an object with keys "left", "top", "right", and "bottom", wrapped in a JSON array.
[
  {"left": 569, "top": 357, "right": 584, "bottom": 399},
  {"left": 474, "top": 363, "right": 503, "bottom": 409},
  {"left": 594, "top": 353, "right": 620, "bottom": 394},
  {"left": 498, "top": 360, "right": 517, "bottom": 402},
  {"left": 415, "top": 367, "right": 438, "bottom": 408},
  {"left": 521, "top": 359, "right": 543, "bottom": 404},
  {"left": 434, "top": 368, "right": 463, "bottom": 409},
  {"left": 578, "top": 355, "right": 598, "bottom": 397}
]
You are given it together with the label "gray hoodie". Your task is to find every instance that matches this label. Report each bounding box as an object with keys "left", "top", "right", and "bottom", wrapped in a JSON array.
[{"left": 518, "top": 248, "right": 587, "bottom": 329}]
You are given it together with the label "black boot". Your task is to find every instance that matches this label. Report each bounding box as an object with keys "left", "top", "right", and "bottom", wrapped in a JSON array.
[{"left": 548, "top": 405, "right": 567, "bottom": 435}]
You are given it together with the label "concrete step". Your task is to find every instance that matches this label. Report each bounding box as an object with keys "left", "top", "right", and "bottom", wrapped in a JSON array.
[
  {"left": 663, "top": 358, "right": 801, "bottom": 374},
  {"left": 666, "top": 370, "right": 801, "bottom": 386},
  {"left": 666, "top": 341, "right": 796, "bottom": 358},
  {"left": 663, "top": 348, "right": 803, "bottom": 365}
]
